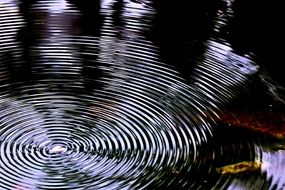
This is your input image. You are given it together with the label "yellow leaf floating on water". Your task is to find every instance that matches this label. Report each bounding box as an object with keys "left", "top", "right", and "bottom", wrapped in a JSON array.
[{"left": 216, "top": 161, "right": 262, "bottom": 174}]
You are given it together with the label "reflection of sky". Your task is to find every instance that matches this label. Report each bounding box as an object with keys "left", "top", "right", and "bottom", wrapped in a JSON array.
[
  {"left": 0, "top": 0, "right": 14, "bottom": 4},
  {"left": 191, "top": 39, "right": 259, "bottom": 108},
  {"left": 30, "top": 0, "right": 71, "bottom": 14},
  {"left": 48, "top": 0, "right": 68, "bottom": 13},
  {"left": 261, "top": 149, "right": 285, "bottom": 190},
  {"left": 0, "top": 0, "right": 24, "bottom": 53}
]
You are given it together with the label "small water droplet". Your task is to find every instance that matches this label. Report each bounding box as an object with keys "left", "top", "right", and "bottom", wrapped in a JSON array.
[{"left": 49, "top": 145, "right": 67, "bottom": 154}]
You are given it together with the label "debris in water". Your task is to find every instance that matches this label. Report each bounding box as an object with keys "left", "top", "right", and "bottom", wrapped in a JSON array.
[{"left": 216, "top": 161, "right": 262, "bottom": 174}]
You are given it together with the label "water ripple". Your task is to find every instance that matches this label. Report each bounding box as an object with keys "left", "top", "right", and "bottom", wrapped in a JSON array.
[
  {"left": 0, "top": 0, "right": 284, "bottom": 189},
  {"left": 0, "top": 13, "right": 212, "bottom": 189}
]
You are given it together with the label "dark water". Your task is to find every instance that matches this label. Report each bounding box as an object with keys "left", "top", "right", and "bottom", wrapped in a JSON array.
[{"left": 0, "top": 0, "right": 284, "bottom": 189}]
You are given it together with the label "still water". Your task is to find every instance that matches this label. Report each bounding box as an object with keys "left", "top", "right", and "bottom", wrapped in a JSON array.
[{"left": 0, "top": 0, "right": 284, "bottom": 189}]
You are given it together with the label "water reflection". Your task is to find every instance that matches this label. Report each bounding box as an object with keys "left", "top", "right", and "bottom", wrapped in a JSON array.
[{"left": 0, "top": 0, "right": 284, "bottom": 189}]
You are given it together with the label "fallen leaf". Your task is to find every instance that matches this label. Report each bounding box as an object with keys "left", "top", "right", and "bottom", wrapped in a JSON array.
[{"left": 216, "top": 161, "right": 261, "bottom": 174}]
